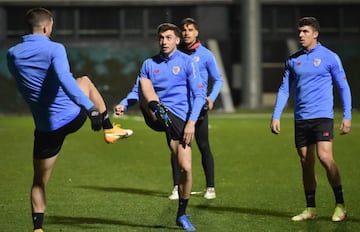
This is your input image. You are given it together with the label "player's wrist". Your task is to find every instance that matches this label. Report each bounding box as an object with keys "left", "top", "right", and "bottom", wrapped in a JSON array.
[
  {"left": 86, "top": 106, "right": 97, "bottom": 115},
  {"left": 148, "top": 101, "right": 159, "bottom": 112},
  {"left": 187, "top": 120, "right": 196, "bottom": 126}
]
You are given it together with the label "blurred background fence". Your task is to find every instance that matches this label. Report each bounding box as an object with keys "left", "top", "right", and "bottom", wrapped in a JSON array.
[{"left": 1, "top": 0, "right": 359, "bottom": 114}]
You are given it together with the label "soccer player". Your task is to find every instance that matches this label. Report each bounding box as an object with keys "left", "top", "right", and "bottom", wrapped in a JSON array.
[
  {"left": 7, "top": 8, "right": 132, "bottom": 232},
  {"left": 270, "top": 17, "right": 352, "bottom": 222},
  {"left": 172, "top": 17, "right": 223, "bottom": 200},
  {"left": 115, "top": 18, "right": 223, "bottom": 201},
  {"left": 138, "top": 23, "right": 205, "bottom": 231}
]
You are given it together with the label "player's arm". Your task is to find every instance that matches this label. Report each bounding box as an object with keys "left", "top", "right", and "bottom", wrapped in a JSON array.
[
  {"left": 335, "top": 77, "right": 351, "bottom": 135},
  {"left": 206, "top": 53, "right": 224, "bottom": 110},
  {"left": 114, "top": 77, "right": 140, "bottom": 116},
  {"left": 184, "top": 60, "right": 206, "bottom": 145},
  {"left": 331, "top": 53, "right": 352, "bottom": 134},
  {"left": 51, "top": 44, "right": 94, "bottom": 110},
  {"left": 188, "top": 60, "right": 206, "bottom": 122},
  {"left": 52, "top": 44, "right": 102, "bottom": 131},
  {"left": 271, "top": 60, "right": 292, "bottom": 134}
]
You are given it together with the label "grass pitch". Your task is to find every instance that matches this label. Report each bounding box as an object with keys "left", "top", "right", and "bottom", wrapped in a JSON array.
[{"left": 0, "top": 111, "right": 359, "bottom": 231}]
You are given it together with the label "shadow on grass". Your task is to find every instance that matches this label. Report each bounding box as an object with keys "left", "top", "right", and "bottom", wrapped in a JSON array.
[
  {"left": 78, "top": 185, "right": 168, "bottom": 198},
  {"left": 194, "top": 204, "right": 360, "bottom": 223},
  {"left": 195, "top": 204, "right": 292, "bottom": 218},
  {"left": 47, "top": 215, "right": 178, "bottom": 230}
]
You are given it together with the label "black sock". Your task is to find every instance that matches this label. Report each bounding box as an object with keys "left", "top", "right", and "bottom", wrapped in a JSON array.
[
  {"left": 32, "top": 212, "right": 44, "bottom": 229},
  {"left": 177, "top": 198, "right": 189, "bottom": 218},
  {"left": 305, "top": 190, "right": 316, "bottom": 208},
  {"left": 101, "top": 111, "right": 112, "bottom": 129},
  {"left": 333, "top": 185, "right": 344, "bottom": 204}
]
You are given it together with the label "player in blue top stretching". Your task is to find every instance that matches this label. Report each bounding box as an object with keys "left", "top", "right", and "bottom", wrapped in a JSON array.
[
  {"left": 115, "top": 18, "right": 223, "bottom": 201},
  {"left": 270, "top": 17, "right": 352, "bottom": 222},
  {"left": 169, "top": 17, "right": 223, "bottom": 200},
  {"left": 7, "top": 8, "right": 132, "bottom": 232},
  {"left": 138, "top": 23, "right": 205, "bottom": 231}
]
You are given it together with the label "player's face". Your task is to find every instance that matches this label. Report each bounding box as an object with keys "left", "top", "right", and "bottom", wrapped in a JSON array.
[
  {"left": 298, "top": 25, "right": 318, "bottom": 51},
  {"left": 181, "top": 24, "right": 198, "bottom": 46},
  {"left": 158, "top": 30, "right": 180, "bottom": 56}
]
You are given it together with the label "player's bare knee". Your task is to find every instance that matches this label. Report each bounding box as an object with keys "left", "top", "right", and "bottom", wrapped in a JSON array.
[
  {"left": 77, "top": 75, "right": 95, "bottom": 95},
  {"left": 180, "top": 164, "right": 192, "bottom": 173},
  {"left": 76, "top": 75, "right": 91, "bottom": 85}
]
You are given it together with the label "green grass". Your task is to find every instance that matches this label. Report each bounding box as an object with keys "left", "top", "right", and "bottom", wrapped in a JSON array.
[{"left": 1, "top": 111, "right": 360, "bottom": 232}]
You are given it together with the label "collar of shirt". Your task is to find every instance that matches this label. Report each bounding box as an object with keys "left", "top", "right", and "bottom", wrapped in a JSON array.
[
  {"left": 22, "top": 34, "right": 50, "bottom": 42},
  {"left": 159, "top": 50, "right": 180, "bottom": 62},
  {"left": 180, "top": 41, "right": 201, "bottom": 55},
  {"left": 302, "top": 42, "right": 322, "bottom": 54}
]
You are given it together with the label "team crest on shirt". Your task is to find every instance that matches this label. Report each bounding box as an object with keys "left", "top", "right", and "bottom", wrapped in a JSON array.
[
  {"left": 173, "top": 66, "right": 180, "bottom": 75},
  {"left": 314, "top": 58, "right": 321, "bottom": 67},
  {"left": 193, "top": 56, "right": 200, "bottom": 62}
]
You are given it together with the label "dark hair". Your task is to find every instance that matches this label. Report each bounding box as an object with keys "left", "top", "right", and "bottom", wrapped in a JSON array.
[
  {"left": 180, "top": 17, "right": 199, "bottom": 31},
  {"left": 157, "top": 23, "right": 181, "bottom": 38},
  {"left": 25, "top": 7, "right": 53, "bottom": 32},
  {"left": 298, "top": 17, "right": 320, "bottom": 32}
]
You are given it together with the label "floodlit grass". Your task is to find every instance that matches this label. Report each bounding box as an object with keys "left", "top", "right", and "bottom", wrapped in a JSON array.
[{"left": 0, "top": 111, "right": 359, "bottom": 231}]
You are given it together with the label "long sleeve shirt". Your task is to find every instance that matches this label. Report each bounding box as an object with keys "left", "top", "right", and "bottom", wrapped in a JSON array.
[
  {"left": 138, "top": 50, "right": 205, "bottom": 122},
  {"left": 120, "top": 42, "right": 223, "bottom": 111},
  {"left": 7, "top": 34, "right": 94, "bottom": 131},
  {"left": 272, "top": 43, "right": 352, "bottom": 121},
  {"left": 182, "top": 42, "right": 223, "bottom": 103}
]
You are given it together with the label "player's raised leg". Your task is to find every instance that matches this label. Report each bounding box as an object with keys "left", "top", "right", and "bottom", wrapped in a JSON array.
[{"left": 76, "top": 76, "right": 133, "bottom": 143}]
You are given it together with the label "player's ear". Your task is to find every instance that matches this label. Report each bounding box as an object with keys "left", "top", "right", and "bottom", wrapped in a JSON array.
[
  {"left": 175, "top": 37, "right": 180, "bottom": 45},
  {"left": 314, "top": 30, "right": 319, "bottom": 40}
]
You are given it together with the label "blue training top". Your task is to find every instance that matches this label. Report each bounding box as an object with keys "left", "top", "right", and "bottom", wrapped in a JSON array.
[
  {"left": 183, "top": 43, "right": 223, "bottom": 103},
  {"left": 7, "top": 34, "right": 94, "bottom": 132},
  {"left": 272, "top": 42, "right": 352, "bottom": 120},
  {"left": 139, "top": 50, "right": 205, "bottom": 122},
  {"left": 119, "top": 43, "right": 223, "bottom": 111}
]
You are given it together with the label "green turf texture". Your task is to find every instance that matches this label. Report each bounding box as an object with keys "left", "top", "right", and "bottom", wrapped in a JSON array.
[{"left": 0, "top": 112, "right": 359, "bottom": 231}]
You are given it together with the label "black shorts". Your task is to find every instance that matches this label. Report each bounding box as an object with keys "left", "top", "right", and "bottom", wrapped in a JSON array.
[
  {"left": 33, "top": 109, "right": 87, "bottom": 159},
  {"left": 140, "top": 106, "right": 186, "bottom": 146},
  {"left": 294, "top": 118, "right": 334, "bottom": 148}
]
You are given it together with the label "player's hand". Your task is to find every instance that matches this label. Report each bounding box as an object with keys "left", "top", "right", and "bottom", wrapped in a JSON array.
[
  {"left": 270, "top": 119, "right": 281, "bottom": 134},
  {"left": 339, "top": 119, "right": 351, "bottom": 135},
  {"left": 86, "top": 106, "right": 102, "bottom": 131},
  {"left": 114, "top": 104, "right": 126, "bottom": 117},
  {"left": 148, "top": 101, "right": 172, "bottom": 128},
  {"left": 206, "top": 97, "right": 214, "bottom": 111},
  {"left": 183, "top": 120, "right": 195, "bottom": 146}
]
